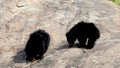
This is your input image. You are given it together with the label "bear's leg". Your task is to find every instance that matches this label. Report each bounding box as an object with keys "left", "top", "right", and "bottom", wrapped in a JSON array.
[
  {"left": 86, "top": 37, "right": 97, "bottom": 49},
  {"left": 26, "top": 55, "right": 35, "bottom": 62},
  {"left": 77, "top": 36, "right": 87, "bottom": 48},
  {"left": 35, "top": 50, "right": 44, "bottom": 60},
  {"left": 35, "top": 54, "right": 44, "bottom": 60},
  {"left": 25, "top": 51, "right": 32, "bottom": 62},
  {"left": 68, "top": 44, "right": 73, "bottom": 48},
  {"left": 26, "top": 50, "right": 37, "bottom": 62}
]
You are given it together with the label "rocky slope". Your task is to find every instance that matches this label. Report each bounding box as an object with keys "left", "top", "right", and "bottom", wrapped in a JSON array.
[{"left": 0, "top": 0, "right": 120, "bottom": 68}]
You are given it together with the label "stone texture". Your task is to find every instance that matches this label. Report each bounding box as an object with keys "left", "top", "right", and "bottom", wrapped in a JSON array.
[{"left": 0, "top": 0, "right": 120, "bottom": 68}]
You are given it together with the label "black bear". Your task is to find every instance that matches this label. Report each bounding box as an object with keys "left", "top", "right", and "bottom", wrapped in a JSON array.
[
  {"left": 25, "top": 29, "right": 50, "bottom": 62},
  {"left": 66, "top": 21, "right": 100, "bottom": 49}
]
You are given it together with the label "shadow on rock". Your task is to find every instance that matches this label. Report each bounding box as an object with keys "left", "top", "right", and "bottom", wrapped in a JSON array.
[
  {"left": 13, "top": 49, "right": 26, "bottom": 63},
  {"left": 55, "top": 43, "right": 68, "bottom": 50},
  {"left": 56, "top": 42, "right": 82, "bottom": 50}
]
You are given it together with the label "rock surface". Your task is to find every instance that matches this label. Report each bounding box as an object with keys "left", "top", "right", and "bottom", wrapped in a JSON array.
[{"left": 0, "top": 0, "right": 120, "bottom": 68}]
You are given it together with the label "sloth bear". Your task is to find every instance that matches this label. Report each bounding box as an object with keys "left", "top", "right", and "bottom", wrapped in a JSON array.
[
  {"left": 25, "top": 29, "right": 50, "bottom": 62},
  {"left": 66, "top": 21, "right": 100, "bottom": 49}
]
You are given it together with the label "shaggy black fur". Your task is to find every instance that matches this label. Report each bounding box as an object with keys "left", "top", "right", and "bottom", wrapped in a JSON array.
[
  {"left": 66, "top": 21, "right": 100, "bottom": 49},
  {"left": 25, "top": 29, "right": 50, "bottom": 62}
]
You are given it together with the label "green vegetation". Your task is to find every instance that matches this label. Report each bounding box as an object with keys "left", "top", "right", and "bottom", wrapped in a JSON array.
[{"left": 112, "top": 0, "right": 120, "bottom": 5}]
